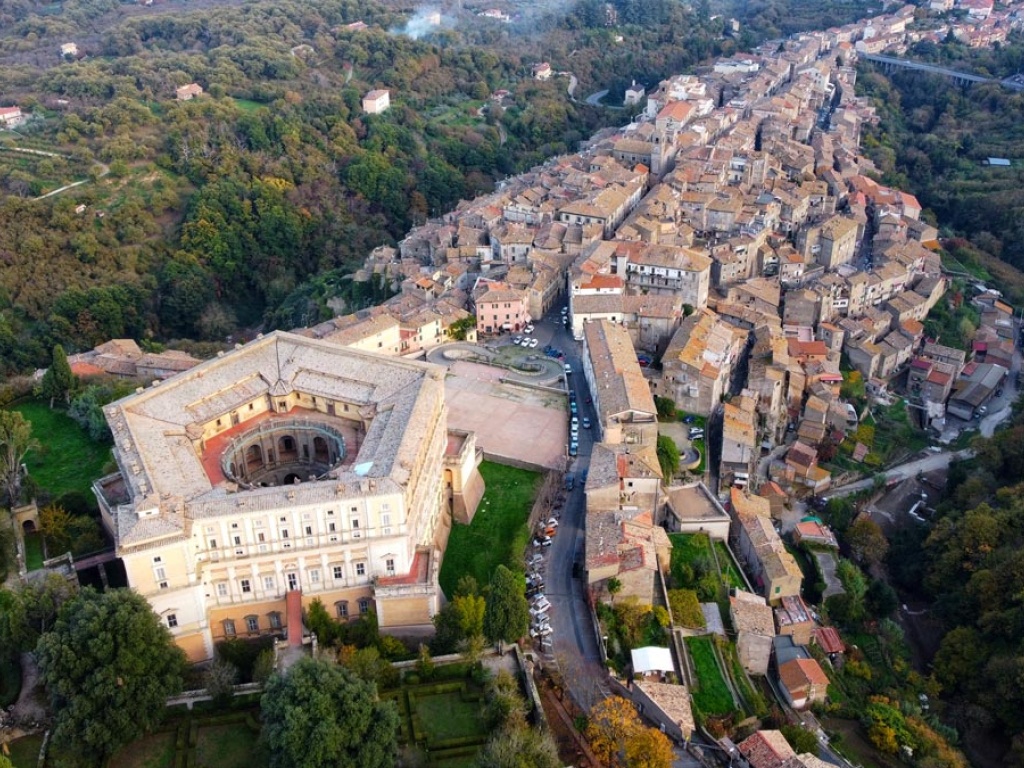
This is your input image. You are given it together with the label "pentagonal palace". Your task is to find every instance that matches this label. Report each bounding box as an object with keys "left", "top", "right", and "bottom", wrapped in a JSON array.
[{"left": 93, "top": 331, "right": 483, "bottom": 661}]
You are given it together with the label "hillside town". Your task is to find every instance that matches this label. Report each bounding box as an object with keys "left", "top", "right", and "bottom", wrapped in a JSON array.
[{"left": 4, "top": 1, "right": 1023, "bottom": 766}]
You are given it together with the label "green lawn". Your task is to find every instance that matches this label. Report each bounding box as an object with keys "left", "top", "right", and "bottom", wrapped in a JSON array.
[
  {"left": 23, "top": 531, "right": 43, "bottom": 571},
  {"left": 11, "top": 400, "right": 111, "bottom": 507},
  {"left": 109, "top": 731, "right": 177, "bottom": 768},
  {"left": 439, "top": 461, "right": 542, "bottom": 597},
  {"left": 195, "top": 723, "right": 263, "bottom": 768},
  {"left": 413, "top": 691, "right": 487, "bottom": 742},
  {"left": 685, "top": 636, "right": 735, "bottom": 716},
  {"left": 6, "top": 734, "right": 43, "bottom": 768}
]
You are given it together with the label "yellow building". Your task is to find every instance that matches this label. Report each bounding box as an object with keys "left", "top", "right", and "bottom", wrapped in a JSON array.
[{"left": 94, "top": 332, "right": 482, "bottom": 661}]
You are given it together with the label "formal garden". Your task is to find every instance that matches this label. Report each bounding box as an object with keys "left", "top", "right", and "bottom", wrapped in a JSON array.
[{"left": 382, "top": 663, "right": 493, "bottom": 767}]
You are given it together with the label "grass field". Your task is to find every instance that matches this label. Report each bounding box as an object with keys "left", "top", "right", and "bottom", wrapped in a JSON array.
[
  {"left": 7, "top": 733, "right": 43, "bottom": 768},
  {"left": 23, "top": 532, "right": 44, "bottom": 571},
  {"left": 12, "top": 400, "right": 112, "bottom": 507},
  {"left": 438, "top": 461, "right": 542, "bottom": 597},
  {"left": 685, "top": 636, "right": 736, "bottom": 716},
  {"left": 231, "top": 98, "right": 265, "bottom": 112},
  {"left": 194, "top": 723, "right": 262, "bottom": 768},
  {"left": 413, "top": 690, "right": 487, "bottom": 742},
  {"left": 109, "top": 731, "right": 177, "bottom": 768}
]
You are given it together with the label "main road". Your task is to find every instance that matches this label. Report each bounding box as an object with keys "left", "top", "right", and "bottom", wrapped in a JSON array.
[
  {"left": 524, "top": 308, "right": 609, "bottom": 710},
  {"left": 524, "top": 307, "right": 704, "bottom": 766}
]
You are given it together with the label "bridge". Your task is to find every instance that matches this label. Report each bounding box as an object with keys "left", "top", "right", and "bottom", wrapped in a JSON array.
[{"left": 861, "top": 53, "right": 1024, "bottom": 92}]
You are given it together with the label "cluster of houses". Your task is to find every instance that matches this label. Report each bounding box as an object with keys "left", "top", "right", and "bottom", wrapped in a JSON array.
[{"left": 345, "top": 4, "right": 997, "bottom": 498}]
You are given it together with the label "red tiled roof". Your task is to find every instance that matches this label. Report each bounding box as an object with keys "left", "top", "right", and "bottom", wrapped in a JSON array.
[{"left": 814, "top": 626, "right": 844, "bottom": 654}]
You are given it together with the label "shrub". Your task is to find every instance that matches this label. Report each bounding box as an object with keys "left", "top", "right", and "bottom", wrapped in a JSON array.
[{"left": 668, "top": 589, "right": 705, "bottom": 629}]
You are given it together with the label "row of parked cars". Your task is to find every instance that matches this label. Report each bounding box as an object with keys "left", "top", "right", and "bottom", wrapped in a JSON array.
[
  {"left": 511, "top": 335, "right": 538, "bottom": 348},
  {"left": 525, "top": 518, "right": 554, "bottom": 639}
]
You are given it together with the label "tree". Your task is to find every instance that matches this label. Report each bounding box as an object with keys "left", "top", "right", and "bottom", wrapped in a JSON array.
[
  {"left": 0, "top": 409, "right": 36, "bottom": 506},
  {"left": 781, "top": 724, "right": 819, "bottom": 754},
  {"left": 453, "top": 593, "right": 486, "bottom": 637},
  {"left": 483, "top": 565, "right": 529, "bottom": 653},
  {"left": 205, "top": 660, "right": 238, "bottom": 707},
  {"left": 865, "top": 578, "right": 898, "bottom": 618},
  {"left": 845, "top": 517, "right": 889, "bottom": 567},
  {"left": 0, "top": 572, "right": 77, "bottom": 652},
  {"left": 0, "top": 511, "right": 15, "bottom": 582},
  {"left": 586, "top": 695, "right": 672, "bottom": 768},
  {"left": 39, "top": 503, "right": 74, "bottom": 555},
  {"left": 623, "top": 725, "right": 675, "bottom": 768},
  {"left": 607, "top": 577, "right": 622, "bottom": 604},
  {"left": 36, "top": 589, "right": 186, "bottom": 764},
  {"left": 475, "top": 720, "right": 561, "bottom": 768},
  {"left": 252, "top": 648, "right": 276, "bottom": 685},
  {"left": 654, "top": 396, "right": 676, "bottom": 419},
  {"left": 656, "top": 434, "right": 680, "bottom": 478},
  {"left": 39, "top": 344, "right": 75, "bottom": 408},
  {"left": 260, "top": 656, "right": 399, "bottom": 768}
]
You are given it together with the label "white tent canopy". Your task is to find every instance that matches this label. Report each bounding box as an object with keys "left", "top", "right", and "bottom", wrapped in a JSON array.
[{"left": 631, "top": 646, "right": 674, "bottom": 674}]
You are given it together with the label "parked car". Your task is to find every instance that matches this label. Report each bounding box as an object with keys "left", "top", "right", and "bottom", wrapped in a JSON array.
[
  {"left": 525, "top": 324, "right": 534, "bottom": 334},
  {"left": 682, "top": 415, "right": 696, "bottom": 424},
  {"left": 529, "top": 338, "right": 539, "bottom": 348},
  {"left": 582, "top": 417, "right": 591, "bottom": 429},
  {"left": 569, "top": 442, "right": 578, "bottom": 457},
  {"left": 512, "top": 336, "right": 522, "bottom": 345},
  {"left": 527, "top": 553, "right": 544, "bottom": 567},
  {"left": 530, "top": 625, "right": 553, "bottom": 638},
  {"left": 564, "top": 363, "right": 572, "bottom": 374},
  {"left": 533, "top": 536, "right": 552, "bottom": 548},
  {"left": 546, "top": 517, "right": 559, "bottom": 529},
  {"left": 689, "top": 429, "right": 705, "bottom": 440},
  {"left": 532, "top": 596, "right": 551, "bottom": 612},
  {"left": 530, "top": 604, "right": 549, "bottom": 619},
  {"left": 561, "top": 306, "right": 568, "bottom": 315},
  {"left": 564, "top": 474, "right": 574, "bottom": 491}
]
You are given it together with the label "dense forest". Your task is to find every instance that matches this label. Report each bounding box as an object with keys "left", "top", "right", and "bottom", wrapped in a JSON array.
[
  {"left": 881, "top": 402, "right": 1024, "bottom": 766},
  {"left": 857, "top": 36, "right": 1024, "bottom": 300}
]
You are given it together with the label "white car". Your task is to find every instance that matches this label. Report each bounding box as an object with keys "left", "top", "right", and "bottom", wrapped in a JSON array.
[
  {"left": 546, "top": 517, "right": 559, "bottom": 528},
  {"left": 532, "top": 596, "right": 551, "bottom": 612},
  {"left": 530, "top": 625, "right": 553, "bottom": 638},
  {"left": 530, "top": 605, "right": 549, "bottom": 619},
  {"left": 525, "top": 324, "right": 535, "bottom": 334},
  {"left": 512, "top": 336, "right": 522, "bottom": 345},
  {"left": 529, "top": 338, "right": 539, "bottom": 348}
]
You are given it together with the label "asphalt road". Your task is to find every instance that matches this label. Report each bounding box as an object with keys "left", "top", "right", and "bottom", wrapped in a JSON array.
[
  {"left": 518, "top": 309, "right": 609, "bottom": 709},
  {"left": 523, "top": 309, "right": 705, "bottom": 766},
  {"left": 823, "top": 449, "right": 974, "bottom": 500}
]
